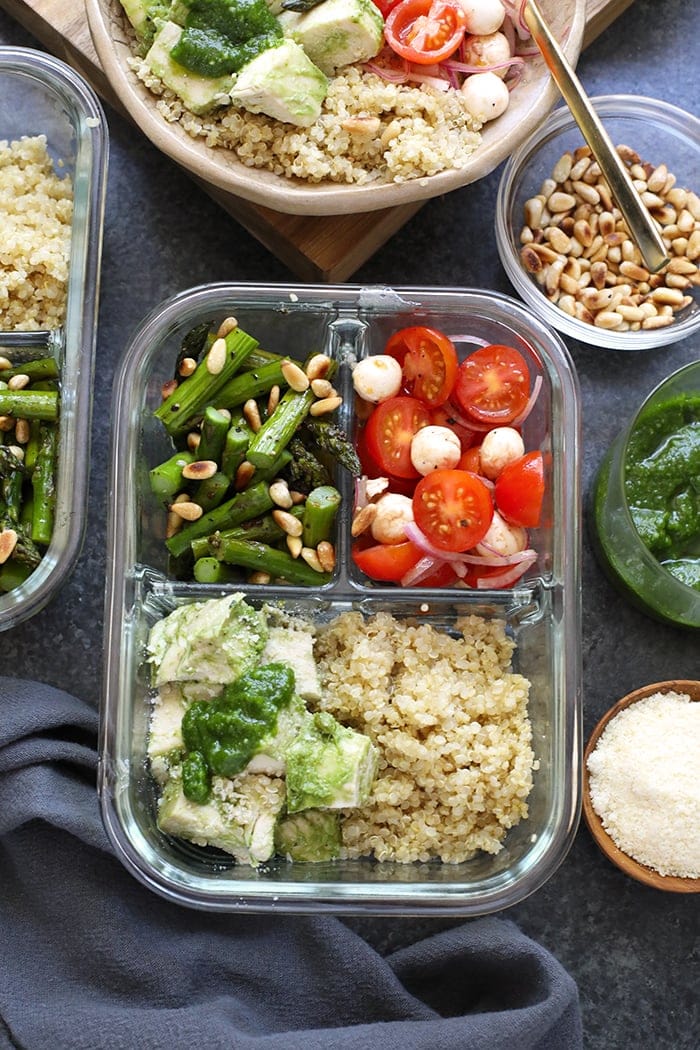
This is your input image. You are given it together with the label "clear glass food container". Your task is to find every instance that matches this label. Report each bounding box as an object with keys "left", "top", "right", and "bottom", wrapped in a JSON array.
[
  {"left": 0, "top": 47, "right": 108, "bottom": 629},
  {"left": 591, "top": 359, "right": 700, "bottom": 629},
  {"left": 495, "top": 96, "right": 700, "bottom": 350},
  {"left": 101, "top": 283, "right": 582, "bottom": 915}
]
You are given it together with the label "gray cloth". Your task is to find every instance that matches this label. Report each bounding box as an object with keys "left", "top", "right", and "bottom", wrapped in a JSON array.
[{"left": 0, "top": 676, "right": 582, "bottom": 1049}]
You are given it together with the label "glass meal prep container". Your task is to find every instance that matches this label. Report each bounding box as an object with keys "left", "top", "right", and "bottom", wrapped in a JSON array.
[
  {"left": 0, "top": 48, "right": 107, "bottom": 629},
  {"left": 101, "top": 283, "right": 582, "bottom": 915}
]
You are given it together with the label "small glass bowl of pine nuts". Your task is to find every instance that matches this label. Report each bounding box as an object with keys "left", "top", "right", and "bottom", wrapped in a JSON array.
[{"left": 495, "top": 96, "right": 700, "bottom": 350}]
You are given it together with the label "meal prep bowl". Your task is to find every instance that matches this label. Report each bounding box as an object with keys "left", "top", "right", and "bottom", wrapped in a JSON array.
[
  {"left": 496, "top": 96, "right": 700, "bottom": 350},
  {"left": 101, "top": 282, "right": 582, "bottom": 914},
  {"left": 0, "top": 48, "right": 107, "bottom": 630},
  {"left": 583, "top": 680, "right": 700, "bottom": 893},
  {"left": 590, "top": 359, "right": 700, "bottom": 629},
  {"left": 85, "top": 0, "right": 585, "bottom": 216}
]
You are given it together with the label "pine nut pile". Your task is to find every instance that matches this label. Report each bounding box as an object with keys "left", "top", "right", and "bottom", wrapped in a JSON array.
[{"left": 519, "top": 144, "right": 700, "bottom": 333}]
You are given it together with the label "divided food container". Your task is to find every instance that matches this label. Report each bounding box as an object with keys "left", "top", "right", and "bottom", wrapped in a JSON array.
[
  {"left": 101, "top": 283, "right": 582, "bottom": 914},
  {"left": 0, "top": 48, "right": 107, "bottom": 629}
]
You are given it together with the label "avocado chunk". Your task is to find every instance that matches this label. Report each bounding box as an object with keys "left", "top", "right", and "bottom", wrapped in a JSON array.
[
  {"left": 231, "top": 38, "right": 328, "bottom": 126},
  {"left": 274, "top": 809, "right": 342, "bottom": 862},
  {"left": 285, "top": 710, "right": 378, "bottom": 812},
  {"left": 120, "top": 0, "right": 171, "bottom": 46},
  {"left": 144, "top": 20, "right": 235, "bottom": 114},
  {"left": 147, "top": 592, "right": 268, "bottom": 686},
  {"left": 279, "top": 0, "right": 384, "bottom": 75}
]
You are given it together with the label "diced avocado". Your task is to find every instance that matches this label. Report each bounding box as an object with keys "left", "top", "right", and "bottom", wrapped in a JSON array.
[
  {"left": 260, "top": 625, "right": 321, "bottom": 702},
  {"left": 121, "top": 0, "right": 171, "bottom": 45},
  {"left": 157, "top": 772, "right": 285, "bottom": 865},
  {"left": 279, "top": 0, "right": 383, "bottom": 76},
  {"left": 274, "top": 809, "right": 341, "bottom": 862},
  {"left": 285, "top": 711, "right": 378, "bottom": 812},
  {"left": 147, "top": 593, "right": 267, "bottom": 686},
  {"left": 144, "top": 21, "right": 235, "bottom": 115},
  {"left": 167, "top": 0, "right": 191, "bottom": 23},
  {"left": 231, "top": 39, "right": 328, "bottom": 126}
]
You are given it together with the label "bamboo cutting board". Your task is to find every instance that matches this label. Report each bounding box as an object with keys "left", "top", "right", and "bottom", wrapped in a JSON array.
[{"left": 1, "top": 0, "right": 635, "bottom": 280}]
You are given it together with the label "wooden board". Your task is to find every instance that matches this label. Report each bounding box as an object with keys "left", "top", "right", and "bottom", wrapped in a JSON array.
[{"left": 1, "top": 0, "right": 635, "bottom": 280}]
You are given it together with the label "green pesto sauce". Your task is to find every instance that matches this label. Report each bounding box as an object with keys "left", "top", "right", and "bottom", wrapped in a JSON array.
[
  {"left": 170, "top": 0, "right": 282, "bottom": 77},
  {"left": 624, "top": 393, "right": 700, "bottom": 591},
  {"left": 181, "top": 662, "right": 295, "bottom": 802}
]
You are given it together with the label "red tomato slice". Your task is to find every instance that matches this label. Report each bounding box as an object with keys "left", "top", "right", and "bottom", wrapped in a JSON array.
[
  {"left": 430, "top": 406, "right": 476, "bottom": 450},
  {"left": 352, "top": 540, "right": 423, "bottom": 582},
  {"left": 457, "top": 446, "right": 481, "bottom": 473},
  {"left": 453, "top": 345, "right": 530, "bottom": 426},
  {"left": 371, "top": 0, "right": 403, "bottom": 15},
  {"left": 363, "top": 395, "right": 431, "bottom": 479},
  {"left": 386, "top": 327, "right": 459, "bottom": 408},
  {"left": 495, "top": 451, "right": 545, "bottom": 528},
  {"left": 384, "top": 0, "right": 467, "bottom": 66},
  {"left": 413, "top": 468, "right": 493, "bottom": 552}
]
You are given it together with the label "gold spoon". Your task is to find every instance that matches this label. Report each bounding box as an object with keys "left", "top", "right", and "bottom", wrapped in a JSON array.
[{"left": 524, "top": 0, "right": 670, "bottom": 274}]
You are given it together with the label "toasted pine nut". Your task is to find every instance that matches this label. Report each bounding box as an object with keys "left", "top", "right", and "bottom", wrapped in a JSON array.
[
  {"left": 300, "top": 547, "right": 325, "bottom": 573},
  {"left": 243, "top": 398, "right": 262, "bottom": 432},
  {"left": 0, "top": 416, "right": 15, "bottom": 431},
  {"left": 235, "top": 460, "right": 256, "bottom": 489},
  {"left": 14, "top": 418, "right": 30, "bottom": 444},
  {"left": 289, "top": 490, "right": 306, "bottom": 505},
  {"left": 305, "top": 353, "right": 331, "bottom": 381},
  {"left": 316, "top": 541, "right": 335, "bottom": 573},
  {"left": 7, "top": 444, "right": 24, "bottom": 461},
  {"left": 7, "top": 374, "right": 29, "bottom": 391},
  {"left": 309, "top": 395, "right": 342, "bottom": 417},
  {"left": 310, "top": 378, "right": 333, "bottom": 398},
  {"left": 182, "top": 460, "right": 218, "bottom": 481},
  {"left": 187, "top": 431, "right": 201, "bottom": 451},
  {"left": 272, "top": 509, "right": 303, "bottom": 537},
  {"left": 161, "top": 379, "right": 178, "bottom": 400},
  {"left": 217, "top": 316, "right": 238, "bottom": 338},
  {"left": 269, "top": 480, "right": 293, "bottom": 508},
  {"left": 0, "top": 356, "right": 11, "bottom": 370},
  {"left": 286, "top": 534, "right": 303, "bottom": 559},
  {"left": 206, "top": 338, "right": 227, "bottom": 375},
  {"left": 178, "top": 357, "right": 197, "bottom": 377},
  {"left": 351, "top": 503, "right": 377, "bottom": 537},
  {"left": 267, "top": 384, "right": 280, "bottom": 415},
  {"left": 165, "top": 510, "right": 183, "bottom": 538},
  {"left": 642, "top": 314, "right": 675, "bottom": 329},
  {"left": 249, "top": 571, "right": 271, "bottom": 585},
  {"left": 281, "top": 359, "right": 310, "bottom": 392},
  {"left": 169, "top": 501, "right": 203, "bottom": 521},
  {"left": 0, "top": 529, "right": 19, "bottom": 564}
]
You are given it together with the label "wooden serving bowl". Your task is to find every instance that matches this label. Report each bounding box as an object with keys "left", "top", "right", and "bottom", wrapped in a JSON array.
[
  {"left": 85, "top": 0, "right": 585, "bottom": 216},
  {"left": 582, "top": 680, "right": 700, "bottom": 893}
]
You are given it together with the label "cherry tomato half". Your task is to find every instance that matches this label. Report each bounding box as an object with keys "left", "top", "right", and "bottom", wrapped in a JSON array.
[
  {"left": 363, "top": 395, "right": 431, "bottom": 479},
  {"left": 495, "top": 450, "right": 544, "bottom": 528},
  {"left": 430, "top": 405, "right": 476, "bottom": 450},
  {"left": 457, "top": 446, "right": 481, "bottom": 473},
  {"left": 371, "top": 0, "right": 403, "bottom": 15},
  {"left": 386, "top": 326, "right": 459, "bottom": 408},
  {"left": 453, "top": 345, "right": 530, "bottom": 426},
  {"left": 413, "top": 468, "right": 493, "bottom": 552},
  {"left": 384, "top": 0, "right": 467, "bottom": 66},
  {"left": 352, "top": 540, "right": 423, "bottom": 582}
]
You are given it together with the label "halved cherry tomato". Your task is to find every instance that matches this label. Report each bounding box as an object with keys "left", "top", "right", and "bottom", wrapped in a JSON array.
[
  {"left": 352, "top": 540, "right": 423, "bottom": 582},
  {"left": 384, "top": 0, "right": 467, "bottom": 66},
  {"left": 453, "top": 345, "right": 530, "bottom": 426},
  {"left": 386, "top": 326, "right": 459, "bottom": 408},
  {"left": 371, "top": 0, "right": 403, "bottom": 15},
  {"left": 457, "top": 446, "right": 481, "bottom": 473},
  {"left": 413, "top": 468, "right": 493, "bottom": 552},
  {"left": 495, "top": 450, "right": 544, "bottom": 528},
  {"left": 430, "top": 406, "right": 476, "bottom": 450},
  {"left": 363, "top": 395, "right": 431, "bottom": 479}
]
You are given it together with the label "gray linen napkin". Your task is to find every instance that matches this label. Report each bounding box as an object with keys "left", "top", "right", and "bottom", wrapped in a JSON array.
[{"left": 0, "top": 676, "right": 582, "bottom": 1049}]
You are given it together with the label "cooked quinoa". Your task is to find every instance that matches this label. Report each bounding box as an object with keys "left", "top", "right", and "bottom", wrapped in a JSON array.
[
  {"left": 314, "top": 611, "right": 536, "bottom": 864},
  {"left": 131, "top": 57, "right": 483, "bottom": 185},
  {"left": 0, "top": 135, "right": 73, "bottom": 331}
]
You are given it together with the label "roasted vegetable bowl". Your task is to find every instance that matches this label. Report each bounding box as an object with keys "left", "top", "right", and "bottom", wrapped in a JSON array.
[{"left": 101, "top": 282, "right": 582, "bottom": 914}]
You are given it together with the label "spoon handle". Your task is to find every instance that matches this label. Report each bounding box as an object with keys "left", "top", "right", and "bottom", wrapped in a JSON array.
[{"left": 524, "top": 0, "right": 670, "bottom": 274}]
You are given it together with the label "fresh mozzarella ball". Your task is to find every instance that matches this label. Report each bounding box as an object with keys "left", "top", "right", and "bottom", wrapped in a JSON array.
[
  {"left": 479, "top": 426, "right": 525, "bottom": 479},
  {"left": 460, "top": 71, "right": 510, "bottom": 123},
  {"left": 352, "top": 355, "right": 403, "bottom": 403},
  {"left": 410, "top": 425, "right": 462, "bottom": 476},
  {"left": 370, "top": 493, "right": 415, "bottom": 544},
  {"left": 475, "top": 510, "right": 527, "bottom": 557},
  {"left": 462, "top": 31, "right": 512, "bottom": 78},
  {"left": 456, "top": 0, "right": 505, "bottom": 35}
]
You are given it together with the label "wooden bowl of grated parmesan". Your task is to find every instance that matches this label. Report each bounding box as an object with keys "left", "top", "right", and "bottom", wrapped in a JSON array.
[{"left": 583, "top": 681, "right": 700, "bottom": 893}]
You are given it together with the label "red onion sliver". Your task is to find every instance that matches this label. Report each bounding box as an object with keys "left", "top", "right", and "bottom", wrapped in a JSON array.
[
  {"left": 447, "top": 334, "right": 490, "bottom": 347},
  {"left": 403, "top": 521, "right": 472, "bottom": 563},
  {"left": 460, "top": 547, "right": 537, "bottom": 567},
  {"left": 475, "top": 552, "right": 537, "bottom": 589},
  {"left": 511, "top": 374, "right": 543, "bottom": 427},
  {"left": 401, "top": 555, "right": 445, "bottom": 587}
]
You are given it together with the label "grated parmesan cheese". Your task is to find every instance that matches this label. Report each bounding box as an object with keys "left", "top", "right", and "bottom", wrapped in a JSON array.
[{"left": 587, "top": 691, "right": 700, "bottom": 879}]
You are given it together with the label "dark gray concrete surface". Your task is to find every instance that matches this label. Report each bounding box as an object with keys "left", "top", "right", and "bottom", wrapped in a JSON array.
[{"left": 1, "top": 2, "right": 698, "bottom": 1045}]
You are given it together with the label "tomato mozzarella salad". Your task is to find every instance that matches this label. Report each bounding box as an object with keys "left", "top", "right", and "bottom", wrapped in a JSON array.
[{"left": 351, "top": 326, "right": 545, "bottom": 589}]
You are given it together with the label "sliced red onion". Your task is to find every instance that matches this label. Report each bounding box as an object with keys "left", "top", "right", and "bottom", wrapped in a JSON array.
[
  {"left": 363, "top": 61, "right": 408, "bottom": 84},
  {"left": 460, "top": 547, "right": 537, "bottom": 567},
  {"left": 404, "top": 521, "right": 474, "bottom": 563},
  {"left": 354, "top": 476, "right": 369, "bottom": 511},
  {"left": 476, "top": 551, "right": 537, "bottom": 589},
  {"left": 401, "top": 555, "right": 446, "bottom": 587},
  {"left": 405, "top": 72, "right": 451, "bottom": 91},
  {"left": 511, "top": 374, "right": 543, "bottom": 427},
  {"left": 447, "top": 334, "right": 490, "bottom": 347},
  {"left": 443, "top": 57, "right": 524, "bottom": 76}
]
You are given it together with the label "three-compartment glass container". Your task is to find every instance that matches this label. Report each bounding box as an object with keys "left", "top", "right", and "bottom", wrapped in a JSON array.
[
  {"left": 101, "top": 283, "right": 582, "bottom": 914},
  {"left": 0, "top": 47, "right": 107, "bottom": 629}
]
